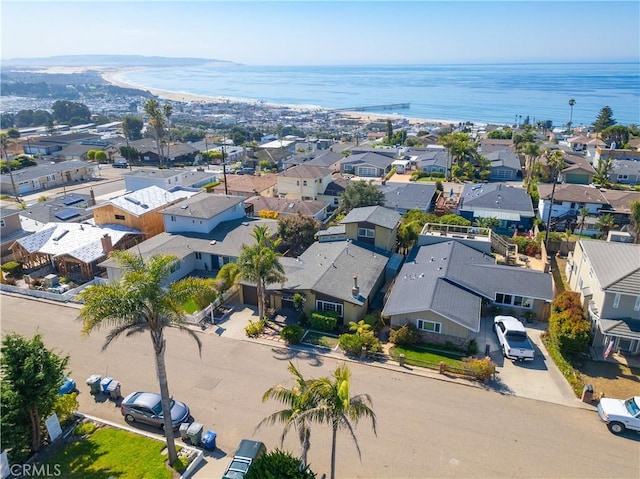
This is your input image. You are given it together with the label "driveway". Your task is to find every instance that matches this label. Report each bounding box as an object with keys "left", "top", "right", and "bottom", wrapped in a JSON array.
[{"left": 478, "top": 317, "right": 582, "bottom": 407}]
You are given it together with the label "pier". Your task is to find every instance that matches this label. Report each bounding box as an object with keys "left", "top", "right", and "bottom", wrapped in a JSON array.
[{"left": 333, "top": 103, "right": 410, "bottom": 112}]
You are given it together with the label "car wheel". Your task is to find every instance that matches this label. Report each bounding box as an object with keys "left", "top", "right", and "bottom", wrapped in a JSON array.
[
  {"left": 608, "top": 422, "right": 625, "bottom": 434},
  {"left": 125, "top": 414, "right": 136, "bottom": 423}
]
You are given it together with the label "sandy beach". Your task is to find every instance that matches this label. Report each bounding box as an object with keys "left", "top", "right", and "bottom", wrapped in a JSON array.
[{"left": 100, "top": 67, "right": 452, "bottom": 128}]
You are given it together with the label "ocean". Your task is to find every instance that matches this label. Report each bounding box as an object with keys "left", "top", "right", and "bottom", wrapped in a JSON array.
[{"left": 114, "top": 62, "right": 640, "bottom": 127}]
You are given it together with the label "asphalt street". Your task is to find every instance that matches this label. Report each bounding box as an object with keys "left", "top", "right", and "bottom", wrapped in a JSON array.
[{"left": 1, "top": 294, "right": 639, "bottom": 479}]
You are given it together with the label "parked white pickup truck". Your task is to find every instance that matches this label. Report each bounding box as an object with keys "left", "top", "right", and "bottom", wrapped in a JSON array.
[
  {"left": 597, "top": 396, "right": 640, "bottom": 434},
  {"left": 493, "top": 315, "right": 535, "bottom": 361}
]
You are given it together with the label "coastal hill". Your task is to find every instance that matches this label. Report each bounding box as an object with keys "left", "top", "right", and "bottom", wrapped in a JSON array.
[{"left": 1, "top": 54, "right": 237, "bottom": 68}]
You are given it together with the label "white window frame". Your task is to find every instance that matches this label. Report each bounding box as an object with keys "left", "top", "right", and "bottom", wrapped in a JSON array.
[
  {"left": 634, "top": 296, "right": 640, "bottom": 312},
  {"left": 495, "top": 292, "right": 533, "bottom": 309},
  {"left": 613, "top": 293, "right": 621, "bottom": 309},
  {"left": 315, "top": 300, "right": 343, "bottom": 318},
  {"left": 417, "top": 319, "right": 441, "bottom": 334},
  {"left": 357, "top": 227, "right": 375, "bottom": 238}
]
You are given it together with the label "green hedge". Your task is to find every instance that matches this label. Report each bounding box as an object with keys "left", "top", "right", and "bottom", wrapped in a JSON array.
[
  {"left": 309, "top": 310, "right": 339, "bottom": 332},
  {"left": 280, "top": 324, "right": 304, "bottom": 344}
]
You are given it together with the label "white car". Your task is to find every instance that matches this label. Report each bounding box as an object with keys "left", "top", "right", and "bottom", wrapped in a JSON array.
[{"left": 597, "top": 396, "right": 640, "bottom": 434}]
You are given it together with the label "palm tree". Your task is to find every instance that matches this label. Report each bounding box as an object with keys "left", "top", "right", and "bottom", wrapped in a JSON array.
[
  {"left": 519, "top": 141, "right": 541, "bottom": 186},
  {"left": 237, "top": 225, "right": 285, "bottom": 319},
  {"left": 78, "top": 252, "right": 216, "bottom": 466},
  {"left": 576, "top": 207, "right": 590, "bottom": 239},
  {"left": 474, "top": 217, "right": 500, "bottom": 230},
  {"left": 144, "top": 99, "right": 168, "bottom": 167},
  {"left": 629, "top": 199, "right": 640, "bottom": 244},
  {"left": 595, "top": 213, "right": 617, "bottom": 240},
  {"left": 543, "top": 150, "right": 567, "bottom": 248},
  {"left": 568, "top": 98, "right": 576, "bottom": 132},
  {"left": 300, "top": 363, "right": 376, "bottom": 479},
  {"left": 0, "top": 133, "right": 19, "bottom": 201},
  {"left": 257, "top": 361, "right": 316, "bottom": 468}
]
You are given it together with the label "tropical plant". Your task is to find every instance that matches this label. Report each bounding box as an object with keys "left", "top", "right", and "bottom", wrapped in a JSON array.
[
  {"left": 143, "top": 99, "right": 170, "bottom": 166},
  {"left": 595, "top": 213, "right": 617, "bottom": 240},
  {"left": 298, "top": 364, "right": 377, "bottom": 479},
  {"left": 543, "top": 150, "right": 567, "bottom": 246},
  {"left": 389, "top": 323, "right": 422, "bottom": 345},
  {"left": 78, "top": 251, "right": 216, "bottom": 466},
  {"left": 244, "top": 449, "right": 317, "bottom": 479},
  {"left": 337, "top": 181, "right": 386, "bottom": 214},
  {"left": 568, "top": 98, "right": 576, "bottom": 131},
  {"left": 237, "top": 225, "right": 286, "bottom": 320},
  {"left": 629, "top": 199, "right": 640, "bottom": 244},
  {"left": 474, "top": 217, "right": 500, "bottom": 230},
  {"left": 258, "top": 362, "right": 316, "bottom": 468},
  {"left": 1, "top": 333, "right": 69, "bottom": 461},
  {"left": 594, "top": 157, "right": 613, "bottom": 187},
  {"left": 600, "top": 125, "right": 630, "bottom": 148},
  {"left": 519, "top": 141, "right": 541, "bottom": 186},
  {"left": 576, "top": 207, "right": 590, "bottom": 239}
]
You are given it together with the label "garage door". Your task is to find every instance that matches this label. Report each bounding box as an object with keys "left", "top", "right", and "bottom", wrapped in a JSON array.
[{"left": 242, "top": 285, "right": 258, "bottom": 306}]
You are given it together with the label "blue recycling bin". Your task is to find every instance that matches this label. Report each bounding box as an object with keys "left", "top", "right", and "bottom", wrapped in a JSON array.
[
  {"left": 100, "top": 377, "right": 113, "bottom": 394},
  {"left": 201, "top": 430, "right": 217, "bottom": 450}
]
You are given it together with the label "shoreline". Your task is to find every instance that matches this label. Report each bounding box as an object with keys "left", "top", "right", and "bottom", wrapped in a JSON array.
[{"left": 100, "top": 67, "right": 457, "bottom": 128}]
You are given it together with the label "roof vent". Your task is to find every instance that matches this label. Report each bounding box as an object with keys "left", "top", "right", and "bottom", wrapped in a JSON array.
[{"left": 210, "top": 240, "right": 217, "bottom": 245}]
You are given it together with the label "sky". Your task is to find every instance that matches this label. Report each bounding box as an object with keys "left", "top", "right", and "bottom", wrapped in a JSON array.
[{"left": 1, "top": 1, "right": 639, "bottom": 66}]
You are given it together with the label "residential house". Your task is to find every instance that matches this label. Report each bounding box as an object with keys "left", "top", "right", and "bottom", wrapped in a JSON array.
[
  {"left": 378, "top": 182, "right": 437, "bottom": 214},
  {"left": 566, "top": 134, "right": 590, "bottom": 152},
  {"left": 0, "top": 207, "right": 29, "bottom": 262},
  {"left": 537, "top": 184, "right": 611, "bottom": 228},
  {"left": 126, "top": 139, "right": 198, "bottom": 164},
  {"left": 250, "top": 240, "right": 390, "bottom": 324},
  {"left": 276, "top": 165, "right": 333, "bottom": 201},
  {"left": 457, "top": 183, "right": 535, "bottom": 234},
  {"left": 610, "top": 159, "right": 640, "bottom": 185},
  {"left": 600, "top": 189, "right": 640, "bottom": 230},
  {"left": 22, "top": 132, "right": 102, "bottom": 156},
  {"left": 478, "top": 138, "right": 515, "bottom": 154},
  {"left": 317, "top": 175, "right": 348, "bottom": 208},
  {"left": 161, "top": 193, "right": 246, "bottom": 235},
  {"left": 211, "top": 173, "right": 277, "bottom": 198},
  {"left": 413, "top": 148, "right": 448, "bottom": 175},
  {"left": 485, "top": 150, "right": 522, "bottom": 181},
  {"left": 594, "top": 146, "right": 640, "bottom": 164},
  {"left": 18, "top": 193, "right": 95, "bottom": 232},
  {"left": 123, "top": 168, "right": 217, "bottom": 191},
  {"left": 11, "top": 222, "right": 141, "bottom": 281},
  {"left": 566, "top": 240, "right": 640, "bottom": 355},
  {"left": 340, "top": 205, "right": 401, "bottom": 254},
  {"left": 382, "top": 241, "right": 553, "bottom": 348},
  {"left": 90, "top": 186, "right": 199, "bottom": 240},
  {"left": 245, "top": 196, "right": 328, "bottom": 221},
  {"left": 100, "top": 216, "right": 279, "bottom": 284},
  {"left": 340, "top": 151, "right": 395, "bottom": 178},
  {"left": 561, "top": 153, "right": 596, "bottom": 185},
  {"left": 305, "top": 150, "right": 343, "bottom": 171},
  {"left": 0, "top": 160, "right": 97, "bottom": 195}
]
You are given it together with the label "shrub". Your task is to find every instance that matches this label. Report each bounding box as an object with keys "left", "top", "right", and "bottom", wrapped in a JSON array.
[
  {"left": 512, "top": 236, "right": 541, "bottom": 256},
  {"left": 362, "top": 313, "right": 382, "bottom": 331},
  {"left": 309, "top": 310, "right": 339, "bottom": 333},
  {"left": 2, "top": 276, "right": 17, "bottom": 285},
  {"left": 72, "top": 421, "right": 97, "bottom": 436},
  {"left": 258, "top": 210, "right": 279, "bottom": 219},
  {"left": 245, "top": 319, "right": 267, "bottom": 338},
  {"left": 280, "top": 324, "right": 304, "bottom": 344},
  {"left": 245, "top": 449, "right": 316, "bottom": 479},
  {"left": 541, "top": 331, "right": 584, "bottom": 396},
  {"left": 54, "top": 392, "right": 79, "bottom": 425},
  {"left": 1, "top": 261, "right": 23, "bottom": 277},
  {"left": 339, "top": 332, "right": 382, "bottom": 356},
  {"left": 548, "top": 310, "right": 590, "bottom": 357},
  {"left": 462, "top": 357, "right": 496, "bottom": 382},
  {"left": 172, "top": 457, "right": 188, "bottom": 473},
  {"left": 202, "top": 180, "right": 221, "bottom": 192},
  {"left": 385, "top": 167, "right": 397, "bottom": 180},
  {"left": 551, "top": 291, "right": 582, "bottom": 314},
  {"left": 389, "top": 323, "right": 421, "bottom": 346},
  {"left": 466, "top": 338, "right": 479, "bottom": 355}
]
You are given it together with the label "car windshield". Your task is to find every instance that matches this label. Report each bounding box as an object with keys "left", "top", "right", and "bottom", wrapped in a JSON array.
[
  {"left": 624, "top": 398, "right": 640, "bottom": 417},
  {"left": 151, "top": 398, "right": 175, "bottom": 416}
]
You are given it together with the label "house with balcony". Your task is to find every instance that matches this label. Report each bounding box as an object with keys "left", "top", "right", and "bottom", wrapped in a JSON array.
[
  {"left": 276, "top": 165, "right": 333, "bottom": 201},
  {"left": 566, "top": 240, "right": 640, "bottom": 356},
  {"left": 245, "top": 196, "right": 328, "bottom": 221},
  {"left": 340, "top": 205, "right": 401, "bottom": 254},
  {"left": 537, "top": 184, "right": 612, "bottom": 230},
  {"left": 382, "top": 240, "right": 553, "bottom": 349}
]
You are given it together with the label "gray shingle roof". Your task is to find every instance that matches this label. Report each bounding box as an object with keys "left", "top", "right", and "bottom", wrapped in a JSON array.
[
  {"left": 379, "top": 182, "right": 437, "bottom": 212},
  {"left": 280, "top": 164, "right": 332, "bottom": 178},
  {"left": 537, "top": 184, "right": 609, "bottom": 204},
  {"left": 485, "top": 149, "right": 520, "bottom": 170},
  {"left": 1, "top": 160, "right": 93, "bottom": 184},
  {"left": 274, "top": 240, "right": 389, "bottom": 306},
  {"left": 161, "top": 193, "right": 244, "bottom": 219},
  {"left": 341, "top": 151, "right": 396, "bottom": 169},
  {"left": 382, "top": 241, "right": 553, "bottom": 331},
  {"left": 459, "top": 183, "right": 534, "bottom": 217},
  {"left": 580, "top": 240, "right": 640, "bottom": 293},
  {"left": 340, "top": 206, "right": 401, "bottom": 229}
]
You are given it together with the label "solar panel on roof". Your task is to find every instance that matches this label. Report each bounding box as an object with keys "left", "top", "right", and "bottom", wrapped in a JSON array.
[
  {"left": 62, "top": 196, "right": 83, "bottom": 206},
  {"left": 55, "top": 209, "right": 81, "bottom": 221}
]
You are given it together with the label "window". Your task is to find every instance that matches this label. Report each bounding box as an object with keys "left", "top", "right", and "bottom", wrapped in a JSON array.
[
  {"left": 417, "top": 319, "right": 441, "bottom": 333},
  {"left": 296, "top": 181, "right": 300, "bottom": 186},
  {"left": 0, "top": 219, "right": 5, "bottom": 227},
  {"left": 195, "top": 252, "right": 202, "bottom": 260},
  {"left": 303, "top": 180, "right": 307, "bottom": 186},
  {"left": 315, "top": 300, "right": 343, "bottom": 317},
  {"left": 618, "top": 174, "right": 629, "bottom": 181},
  {"left": 495, "top": 293, "right": 533, "bottom": 309},
  {"left": 635, "top": 296, "right": 640, "bottom": 312},
  {"left": 170, "top": 215, "right": 176, "bottom": 222},
  {"left": 115, "top": 214, "right": 125, "bottom": 220},
  {"left": 613, "top": 293, "right": 621, "bottom": 309},
  {"left": 357, "top": 228, "right": 375, "bottom": 238}
]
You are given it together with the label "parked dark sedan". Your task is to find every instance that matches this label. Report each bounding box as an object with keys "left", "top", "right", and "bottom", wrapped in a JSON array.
[{"left": 120, "top": 391, "right": 190, "bottom": 430}]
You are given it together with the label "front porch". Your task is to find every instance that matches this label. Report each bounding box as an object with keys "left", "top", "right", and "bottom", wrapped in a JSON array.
[{"left": 589, "top": 344, "right": 640, "bottom": 369}]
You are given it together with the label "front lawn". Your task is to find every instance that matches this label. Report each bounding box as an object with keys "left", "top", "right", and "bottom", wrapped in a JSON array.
[
  {"left": 389, "top": 344, "right": 466, "bottom": 369},
  {"left": 301, "top": 330, "right": 339, "bottom": 349},
  {"left": 43, "top": 426, "right": 180, "bottom": 479},
  {"left": 182, "top": 298, "right": 199, "bottom": 315}
]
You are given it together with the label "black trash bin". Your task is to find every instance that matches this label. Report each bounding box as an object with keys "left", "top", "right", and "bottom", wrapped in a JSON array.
[
  {"left": 86, "top": 375, "right": 101, "bottom": 395},
  {"left": 581, "top": 384, "right": 593, "bottom": 403}
]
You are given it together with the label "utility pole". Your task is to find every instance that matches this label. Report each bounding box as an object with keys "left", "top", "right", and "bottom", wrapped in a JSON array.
[{"left": 0, "top": 137, "right": 19, "bottom": 202}]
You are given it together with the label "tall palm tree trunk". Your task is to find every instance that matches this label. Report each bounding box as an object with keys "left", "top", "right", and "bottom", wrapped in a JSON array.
[
  {"left": 153, "top": 333, "right": 179, "bottom": 465},
  {"left": 299, "top": 425, "right": 310, "bottom": 468},
  {"left": 330, "top": 424, "right": 338, "bottom": 479},
  {"left": 30, "top": 407, "right": 41, "bottom": 452}
]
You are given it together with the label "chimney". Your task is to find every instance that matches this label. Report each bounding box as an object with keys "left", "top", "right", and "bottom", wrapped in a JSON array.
[
  {"left": 89, "top": 188, "right": 96, "bottom": 206},
  {"left": 352, "top": 275, "right": 359, "bottom": 298},
  {"left": 101, "top": 234, "right": 113, "bottom": 254}
]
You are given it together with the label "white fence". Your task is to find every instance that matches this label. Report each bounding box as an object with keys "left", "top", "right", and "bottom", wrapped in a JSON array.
[
  {"left": 0, "top": 277, "right": 107, "bottom": 304},
  {"left": 184, "top": 289, "right": 236, "bottom": 325}
]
